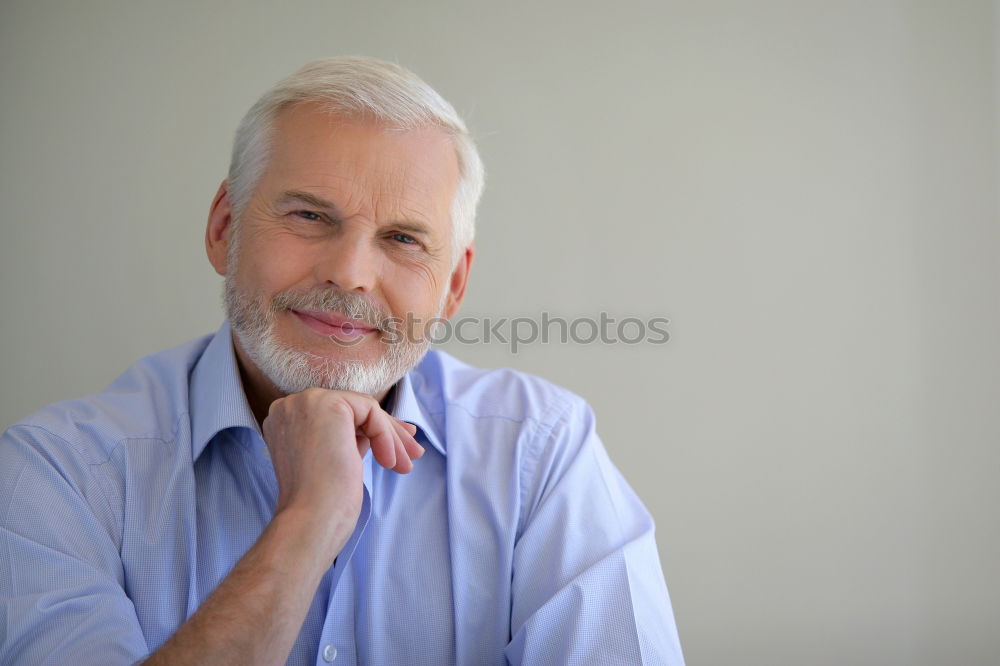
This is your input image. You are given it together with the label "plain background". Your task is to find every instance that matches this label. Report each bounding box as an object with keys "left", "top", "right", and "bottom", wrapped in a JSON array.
[{"left": 2, "top": 1, "right": 998, "bottom": 664}]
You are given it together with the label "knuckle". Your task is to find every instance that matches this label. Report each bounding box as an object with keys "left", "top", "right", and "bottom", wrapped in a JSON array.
[
  {"left": 300, "top": 387, "right": 327, "bottom": 401},
  {"left": 327, "top": 398, "right": 356, "bottom": 419},
  {"left": 266, "top": 397, "right": 284, "bottom": 417}
]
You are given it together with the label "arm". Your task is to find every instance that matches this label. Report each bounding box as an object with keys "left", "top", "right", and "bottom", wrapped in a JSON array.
[
  {"left": 141, "top": 505, "right": 348, "bottom": 665},
  {"left": 505, "top": 397, "right": 685, "bottom": 665},
  {"left": 0, "top": 388, "right": 422, "bottom": 666},
  {"left": 145, "top": 388, "right": 423, "bottom": 665}
]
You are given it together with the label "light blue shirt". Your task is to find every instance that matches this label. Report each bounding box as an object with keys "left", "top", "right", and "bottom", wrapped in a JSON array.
[{"left": 0, "top": 322, "right": 684, "bottom": 665}]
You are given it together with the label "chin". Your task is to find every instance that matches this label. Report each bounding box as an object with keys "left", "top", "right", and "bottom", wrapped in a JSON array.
[
  {"left": 224, "top": 277, "right": 432, "bottom": 396},
  {"left": 241, "top": 327, "right": 430, "bottom": 397}
]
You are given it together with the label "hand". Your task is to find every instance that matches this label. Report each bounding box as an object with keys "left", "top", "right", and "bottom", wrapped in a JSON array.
[{"left": 261, "top": 387, "right": 424, "bottom": 559}]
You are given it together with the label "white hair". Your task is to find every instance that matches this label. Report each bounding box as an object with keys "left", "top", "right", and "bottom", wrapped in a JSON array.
[{"left": 228, "top": 56, "right": 484, "bottom": 266}]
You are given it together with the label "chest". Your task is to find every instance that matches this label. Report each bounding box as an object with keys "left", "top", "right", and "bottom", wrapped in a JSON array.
[{"left": 118, "top": 440, "right": 516, "bottom": 664}]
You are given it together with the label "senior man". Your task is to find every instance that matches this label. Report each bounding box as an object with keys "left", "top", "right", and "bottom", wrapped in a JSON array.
[{"left": 0, "top": 57, "right": 684, "bottom": 665}]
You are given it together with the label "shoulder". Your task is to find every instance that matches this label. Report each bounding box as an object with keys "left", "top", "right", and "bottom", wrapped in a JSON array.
[
  {"left": 1, "top": 333, "right": 213, "bottom": 465},
  {"left": 413, "top": 351, "right": 616, "bottom": 540},
  {"left": 412, "top": 348, "right": 590, "bottom": 433}
]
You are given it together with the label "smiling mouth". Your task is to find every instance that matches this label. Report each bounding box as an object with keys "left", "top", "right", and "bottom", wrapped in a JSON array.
[{"left": 291, "top": 310, "right": 379, "bottom": 339}]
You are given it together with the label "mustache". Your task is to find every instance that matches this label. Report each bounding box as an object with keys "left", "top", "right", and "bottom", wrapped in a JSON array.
[{"left": 271, "top": 287, "right": 390, "bottom": 331}]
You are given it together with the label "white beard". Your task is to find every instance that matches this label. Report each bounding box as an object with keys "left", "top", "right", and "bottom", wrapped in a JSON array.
[{"left": 223, "top": 268, "right": 440, "bottom": 397}]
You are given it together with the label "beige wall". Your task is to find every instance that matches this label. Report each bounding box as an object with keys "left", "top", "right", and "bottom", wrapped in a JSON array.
[{"left": 2, "top": 1, "right": 998, "bottom": 664}]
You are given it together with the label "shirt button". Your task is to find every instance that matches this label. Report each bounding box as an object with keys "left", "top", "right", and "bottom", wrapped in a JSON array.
[{"left": 322, "top": 644, "right": 337, "bottom": 662}]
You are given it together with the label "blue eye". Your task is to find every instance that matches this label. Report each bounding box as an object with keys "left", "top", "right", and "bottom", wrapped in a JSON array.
[{"left": 392, "top": 232, "right": 417, "bottom": 245}]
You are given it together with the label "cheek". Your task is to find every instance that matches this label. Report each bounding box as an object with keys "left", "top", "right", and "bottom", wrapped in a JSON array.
[
  {"left": 382, "top": 264, "right": 448, "bottom": 318},
  {"left": 236, "top": 231, "right": 320, "bottom": 291}
]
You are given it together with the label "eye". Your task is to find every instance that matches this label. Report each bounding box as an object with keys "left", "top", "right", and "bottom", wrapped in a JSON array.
[
  {"left": 392, "top": 232, "right": 418, "bottom": 245},
  {"left": 294, "top": 210, "right": 323, "bottom": 222}
]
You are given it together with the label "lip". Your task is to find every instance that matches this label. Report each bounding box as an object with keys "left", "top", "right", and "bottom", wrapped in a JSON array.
[{"left": 291, "top": 310, "right": 379, "bottom": 338}]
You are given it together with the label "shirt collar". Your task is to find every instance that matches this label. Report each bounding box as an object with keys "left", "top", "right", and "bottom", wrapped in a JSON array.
[
  {"left": 189, "top": 321, "right": 260, "bottom": 461},
  {"left": 385, "top": 366, "right": 446, "bottom": 457},
  {"left": 189, "top": 321, "right": 446, "bottom": 461}
]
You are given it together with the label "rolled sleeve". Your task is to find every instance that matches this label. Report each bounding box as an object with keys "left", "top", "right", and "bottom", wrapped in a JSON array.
[
  {"left": 0, "top": 426, "right": 148, "bottom": 664},
  {"left": 506, "top": 397, "right": 685, "bottom": 665}
]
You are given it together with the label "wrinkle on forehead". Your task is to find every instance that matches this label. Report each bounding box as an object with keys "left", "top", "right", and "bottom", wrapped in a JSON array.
[{"left": 263, "top": 103, "right": 459, "bottom": 231}]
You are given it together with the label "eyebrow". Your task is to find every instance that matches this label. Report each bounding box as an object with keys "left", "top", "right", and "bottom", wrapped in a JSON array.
[
  {"left": 277, "top": 190, "right": 343, "bottom": 215},
  {"left": 276, "top": 189, "right": 433, "bottom": 237}
]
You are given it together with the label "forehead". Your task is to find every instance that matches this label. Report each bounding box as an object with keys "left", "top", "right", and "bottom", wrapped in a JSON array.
[{"left": 260, "top": 103, "right": 460, "bottom": 224}]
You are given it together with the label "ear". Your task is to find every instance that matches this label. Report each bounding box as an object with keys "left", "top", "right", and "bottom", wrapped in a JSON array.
[
  {"left": 441, "top": 242, "right": 474, "bottom": 320},
  {"left": 205, "top": 180, "right": 234, "bottom": 276}
]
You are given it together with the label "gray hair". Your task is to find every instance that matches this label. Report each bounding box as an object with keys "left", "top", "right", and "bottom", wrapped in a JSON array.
[{"left": 227, "top": 56, "right": 484, "bottom": 265}]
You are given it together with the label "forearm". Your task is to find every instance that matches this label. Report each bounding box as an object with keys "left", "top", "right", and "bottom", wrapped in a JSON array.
[
  {"left": 143, "top": 390, "right": 419, "bottom": 665},
  {"left": 143, "top": 507, "right": 351, "bottom": 666}
]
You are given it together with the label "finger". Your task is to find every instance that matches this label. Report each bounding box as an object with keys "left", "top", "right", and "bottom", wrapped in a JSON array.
[
  {"left": 392, "top": 419, "right": 425, "bottom": 460},
  {"left": 362, "top": 410, "right": 397, "bottom": 470},
  {"left": 394, "top": 417, "right": 418, "bottom": 436},
  {"left": 389, "top": 418, "right": 421, "bottom": 464},
  {"left": 356, "top": 434, "right": 371, "bottom": 458},
  {"left": 387, "top": 416, "right": 413, "bottom": 473},
  {"left": 392, "top": 435, "right": 413, "bottom": 474},
  {"left": 337, "top": 393, "right": 399, "bottom": 470}
]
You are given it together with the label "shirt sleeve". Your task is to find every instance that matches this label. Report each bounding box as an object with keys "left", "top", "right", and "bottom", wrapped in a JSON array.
[
  {"left": 0, "top": 425, "right": 150, "bottom": 664},
  {"left": 505, "top": 396, "right": 685, "bottom": 665}
]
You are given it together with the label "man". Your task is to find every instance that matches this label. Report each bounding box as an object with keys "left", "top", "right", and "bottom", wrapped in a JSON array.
[{"left": 0, "top": 57, "right": 684, "bottom": 664}]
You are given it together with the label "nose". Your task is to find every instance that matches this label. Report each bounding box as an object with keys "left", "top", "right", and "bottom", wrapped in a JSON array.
[{"left": 315, "top": 227, "right": 379, "bottom": 292}]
